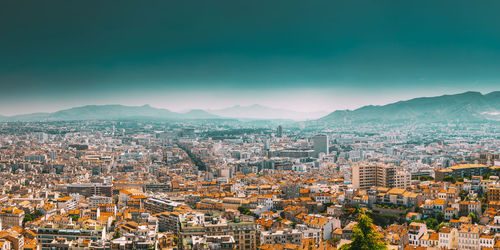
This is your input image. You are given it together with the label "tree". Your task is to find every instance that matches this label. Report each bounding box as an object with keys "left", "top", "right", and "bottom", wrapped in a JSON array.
[
  {"left": 339, "top": 211, "right": 387, "bottom": 250},
  {"left": 69, "top": 214, "right": 80, "bottom": 221},
  {"left": 280, "top": 211, "right": 286, "bottom": 219},
  {"left": 459, "top": 191, "right": 467, "bottom": 199},
  {"left": 425, "top": 218, "right": 439, "bottom": 230},
  {"left": 177, "top": 144, "right": 206, "bottom": 171},
  {"left": 113, "top": 231, "right": 121, "bottom": 239},
  {"left": 22, "top": 214, "right": 32, "bottom": 226},
  {"left": 436, "top": 223, "right": 446, "bottom": 231},
  {"left": 366, "top": 210, "right": 400, "bottom": 227},
  {"left": 23, "top": 210, "right": 44, "bottom": 226},
  {"left": 328, "top": 238, "right": 340, "bottom": 247},
  {"left": 436, "top": 212, "right": 444, "bottom": 223},
  {"left": 415, "top": 206, "right": 422, "bottom": 213},
  {"left": 413, "top": 176, "right": 434, "bottom": 181},
  {"left": 33, "top": 210, "right": 42, "bottom": 218},
  {"left": 481, "top": 202, "right": 488, "bottom": 213},
  {"left": 468, "top": 213, "right": 479, "bottom": 224},
  {"left": 237, "top": 206, "right": 258, "bottom": 218},
  {"left": 443, "top": 176, "right": 456, "bottom": 184},
  {"left": 238, "top": 206, "right": 251, "bottom": 215}
]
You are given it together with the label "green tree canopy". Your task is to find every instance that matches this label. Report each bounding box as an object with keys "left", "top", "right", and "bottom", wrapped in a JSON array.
[
  {"left": 468, "top": 213, "right": 479, "bottom": 224},
  {"left": 69, "top": 214, "right": 80, "bottom": 222},
  {"left": 443, "top": 176, "right": 456, "bottom": 183},
  {"left": 340, "top": 210, "right": 387, "bottom": 250},
  {"left": 436, "top": 212, "right": 444, "bottom": 223},
  {"left": 425, "top": 218, "right": 439, "bottom": 230}
]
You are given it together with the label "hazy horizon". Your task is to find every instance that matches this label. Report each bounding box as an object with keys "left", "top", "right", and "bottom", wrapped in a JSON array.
[{"left": 1, "top": 90, "right": 498, "bottom": 118}]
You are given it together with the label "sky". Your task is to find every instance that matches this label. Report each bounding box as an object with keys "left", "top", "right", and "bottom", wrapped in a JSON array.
[{"left": 1, "top": 0, "right": 500, "bottom": 116}]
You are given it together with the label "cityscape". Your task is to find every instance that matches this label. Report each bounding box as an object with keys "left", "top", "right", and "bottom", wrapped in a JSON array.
[{"left": 2, "top": 1, "right": 500, "bottom": 250}]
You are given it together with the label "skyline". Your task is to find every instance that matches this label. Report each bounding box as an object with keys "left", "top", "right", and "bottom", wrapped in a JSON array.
[
  {"left": 1, "top": 88, "right": 499, "bottom": 116},
  {"left": 0, "top": 90, "right": 498, "bottom": 122},
  {"left": 2, "top": 1, "right": 500, "bottom": 115}
]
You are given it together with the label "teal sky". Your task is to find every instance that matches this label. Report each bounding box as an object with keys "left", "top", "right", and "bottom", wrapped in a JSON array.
[{"left": 1, "top": 0, "right": 499, "bottom": 115}]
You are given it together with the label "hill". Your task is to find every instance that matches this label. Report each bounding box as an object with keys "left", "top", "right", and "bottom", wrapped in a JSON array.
[
  {"left": 0, "top": 105, "right": 220, "bottom": 122},
  {"left": 319, "top": 91, "right": 500, "bottom": 123},
  {"left": 209, "top": 104, "right": 327, "bottom": 120}
]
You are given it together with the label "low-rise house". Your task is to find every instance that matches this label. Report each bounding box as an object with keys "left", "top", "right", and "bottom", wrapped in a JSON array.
[
  {"left": 300, "top": 214, "right": 338, "bottom": 240},
  {"left": 384, "top": 225, "right": 409, "bottom": 249},
  {"left": 444, "top": 207, "right": 457, "bottom": 221},
  {"left": 0, "top": 230, "right": 24, "bottom": 250},
  {"left": 479, "top": 234, "right": 494, "bottom": 249},
  {"left": 260, "top": 228, "right": 302, "bottom": 245},
  {"left": 459, "top": 200, "right": 481, "bottom": 216},
  {"left": 112, "top": 224, "right": 156, "bottom": 249},
  {"left": 56, "top": 196, "right": 77, "bottom": 212},
  {"left": 296, "top": 224, "right": 321, "bottom": 244},
  {"left": 408, "top": 222, "right": 427, "bottom": 246},
  {"left": 189, "top": 235, "right": 236, "bottom": 250},
  {"left": 341, "top": 221, "right": 357, "bottom": 240}
]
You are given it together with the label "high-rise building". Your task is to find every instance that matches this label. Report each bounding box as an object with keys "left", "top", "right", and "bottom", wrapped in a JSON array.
[
  {"left": 352, "top": 162, "right": 410, "bottom": 189},
  {"left": 277, "top": 125, "right": 283, "bottom": 138},
  {"left": 263, "top": 139, "right": 269, "bottom": 150},
  {"left": 352, "top": 163, "right": 376, "bottom": 189},
  {"left": 312, "top": 134, "right": 329, "bottom": 157},
  {"left": 394, "top": 170, "right": 411, "bottom": 189}
]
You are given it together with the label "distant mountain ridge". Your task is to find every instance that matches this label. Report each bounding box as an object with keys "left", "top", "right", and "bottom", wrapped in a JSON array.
[
  {"left": 1, "top": 91, "right": 498, "bottom": 122},
  {"left": 0, "top": 104, "right": 220, "bottom": 122},
  {"left": 319, "top": 91, "right": 500, "bottom": 123},
  {"left": 0, "top": 104, "right": 326, "bottom": 122},
  {"left": 208, "top": 104, "right": 328, "bottom": 120}
]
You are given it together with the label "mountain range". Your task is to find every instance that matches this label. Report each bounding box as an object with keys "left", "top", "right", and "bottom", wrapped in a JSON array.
[
  {"left": 319, "top": 91, "right": 500, "bottom": 123},
  {"left": 0, "top": 91, "right": 498, "bottom": 122},
  {"left": 0, "top": 105, "right": 220, "bottom": 122},
  {"left": 208, "top": 104, "right": 328, "bottom": 120}
]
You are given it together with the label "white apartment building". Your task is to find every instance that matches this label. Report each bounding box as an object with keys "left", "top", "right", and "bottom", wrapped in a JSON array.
[
  {"left": 297, "top": 225, "right": 322, "bottom": 243},
  {"left": 260, "top": 228, "right": 303, "bottom": 245},
  {"left": 458, "top": 224, "right": 482, "bottom": 250},
  {"left": 479, "top": 234, "right": 494, "bottom": 249},
  {"left": 89, "top": 196, "right": 114, "bottom": 209},
  {"left": 438, "top": 226, "right": 458, "bottom": 249},
  {"left": 394, "top": 170, "right": 411, "bottom": 189},
  {"left": 408, "top": 222, "right": 427, "bottom": 246},
  {"left": 56, "top": 196, "right": 78, "bottom": 211}
]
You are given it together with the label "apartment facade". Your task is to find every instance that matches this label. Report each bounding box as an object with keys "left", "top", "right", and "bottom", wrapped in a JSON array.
[
  {"left": 0, "top": 207, "right": 24, "bottom": 229},
  {"left": 352, "top": 162, "right": 410, "bottom": 189},
  {"left": 66, "top": 183, "right": 113, "bottom": 197},
  {"left": 457, "top": 224, "right": 482, "bottom": 250}
]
